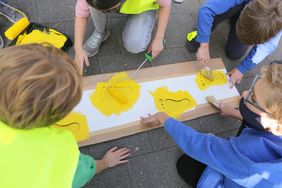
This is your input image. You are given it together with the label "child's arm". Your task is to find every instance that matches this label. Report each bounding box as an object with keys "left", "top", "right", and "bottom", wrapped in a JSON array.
[
  {"left": 141, "top": 114, "right": 250, "bottom": 186},
  {"left": 196, "top": 0, "right": 246, "bottom": 64},
  {"left": 95, "top": 147, "right": 130, "bottom": 174},
  {"left": 219, "top": 103, "right": 243, "bottom": 121},
  {"left": 74, "top": 16, "right": 89, "bottom": 70},
  {"left": 230, "top": 30, "right": 282, "bottom": 85},
  {"left": 149, "top": 2, "right": 171, "bottom": 59}
]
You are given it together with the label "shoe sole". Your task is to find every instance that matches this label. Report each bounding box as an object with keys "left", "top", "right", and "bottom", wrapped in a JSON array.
[{"left": 87, "top": 31, "right": 111, "bottom": 58}]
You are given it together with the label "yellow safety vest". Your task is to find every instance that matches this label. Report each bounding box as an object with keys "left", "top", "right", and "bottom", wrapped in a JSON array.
[
  {"left": 0, "top": 121, "right": 79, "bottom": 188},
  {"left": 120, "top": 0, "right": 159, "bottom": 14}
]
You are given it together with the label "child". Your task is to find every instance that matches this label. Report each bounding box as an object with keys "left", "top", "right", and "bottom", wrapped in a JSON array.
[
  {"left": 0, "top": 44, "right": 130, "bottom": 188},
  {"left": 74, "top": 0, "right": 171, "bottom": 69},
  {"left": 141, "top": 61, "right": 282, "bottom": 187},
  {"left": 186, "top": 0, "right": 282, "bottom": 86}
]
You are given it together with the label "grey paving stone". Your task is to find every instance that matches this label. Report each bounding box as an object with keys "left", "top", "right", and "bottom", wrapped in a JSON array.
[
  {"left": 128, "top": 147, "right": 189, "bottom": 188},
  {"left": 148, "top": 119, "right": 200, "bottom": 151},
  {"left": 152, "top": 47, "right": 193, "bottom": 66},
  {"left": 165, "top": 14, "right": 194, "bottom": 48},
  {"left": 80, "top": 146, "right": 90, "bottom": 155},
  {"left": 83, "top": 56, "right": 101, "bottom": 76},
  {"left": 197, "top": 114, "right": 241, "bottom": 135},
  {"left": 97, "top": 29, "right": 122, "bottom": 57},
  {"left": 122, "top": 50, "right": 152, "bottom": 71},
  {"left": 171, "top": 0, "right": 201, "bottom": 15},
  {"left": 87, "top": 132, "right": 153, "bottom": 159},
  {"left": 10, "top": 0, "right": 38, "bottom": 22},
  {"left": 98, "top": 54, "right": 125, "bottom": 73},
  {"left": 85, "top": 163, "right": 131, "bottom": 188},
  {"left": 37, "top": 0, "right": 68, "bottom": 23}
]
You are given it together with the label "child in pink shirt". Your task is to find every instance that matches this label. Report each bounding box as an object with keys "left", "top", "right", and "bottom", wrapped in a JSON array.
[{"left": 74, "top": 0, "right": 171, "bottom": 69}]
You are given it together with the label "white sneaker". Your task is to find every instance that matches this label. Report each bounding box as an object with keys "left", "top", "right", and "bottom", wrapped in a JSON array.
[{"left": 83, "top": 29, "right": 110, "bottom": 57}]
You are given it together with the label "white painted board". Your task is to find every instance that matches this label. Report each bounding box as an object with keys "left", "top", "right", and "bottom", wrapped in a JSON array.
[{"left": 73, "top": 69, "right": 239, "bottom": 133}]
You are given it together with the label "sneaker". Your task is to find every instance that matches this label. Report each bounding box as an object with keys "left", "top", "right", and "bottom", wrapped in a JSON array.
[
  {"left": 0, "top": 35, "right": 3, "bottom": 49},
  {"left": 83, "top": 29, "right": 110, "bottom": 57},
  {"left": 185, "top": 28, "right": 200, "bottom": 52}
]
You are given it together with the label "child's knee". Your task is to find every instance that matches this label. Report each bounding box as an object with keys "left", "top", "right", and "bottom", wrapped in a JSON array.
[{"left": 123, "top": 37, "right": 147, "bottom": 53}]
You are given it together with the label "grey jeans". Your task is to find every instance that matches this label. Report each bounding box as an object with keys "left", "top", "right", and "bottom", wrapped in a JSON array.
[{"left": 90, "top": 7, "right": 157, "bottom": 53}]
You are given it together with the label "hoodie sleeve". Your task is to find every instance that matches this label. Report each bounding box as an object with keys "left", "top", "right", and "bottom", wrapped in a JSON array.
[
  {"left": 196, "top": 0, "right": 246, "bottom": 43},
  {"left": 237, "top": 30, "right": 282, "bottom": 73},
  {"left": 163, "top": 118, "right": 250, "bottom": 185}
]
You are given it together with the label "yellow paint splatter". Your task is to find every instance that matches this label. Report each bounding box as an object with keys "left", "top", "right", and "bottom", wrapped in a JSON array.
[
  {"left": 196, "top": 70, "right": 227, "bottom": 90},
  {"left": 90, "top": 72, "right": 141, "bottom": 116},
  {"left": 53, "top": 112, "right": 89, "bottom": 142},
  {"left": 150, "top": 87, "right": 197, "bottom": 118},
  {"left": 16, "top": 29, "right": 67, "bottom": 48}
]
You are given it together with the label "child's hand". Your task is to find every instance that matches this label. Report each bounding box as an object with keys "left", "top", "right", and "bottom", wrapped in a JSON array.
[
  {"left": 196, "top": 43, "right": 210, "bottom": 66},
  {"left": 219, "top": 103, "right": 236, "bottom": 116},
  {"left": 102, "top": 147, "right": 130, "bottom": 168},
  {"left": 228, "top": 68, "right": 243, "bottom": 88},
  {"left": 74, "top": 47, "right": 90, "bottom": 70},
  {"left": 140, "top": 112, "right": 170, "bottom": 126}
]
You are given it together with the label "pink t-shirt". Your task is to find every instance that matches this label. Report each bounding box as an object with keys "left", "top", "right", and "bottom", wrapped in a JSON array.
[{"left": 76, "top": 0, "right": 171, "bottom": 17}]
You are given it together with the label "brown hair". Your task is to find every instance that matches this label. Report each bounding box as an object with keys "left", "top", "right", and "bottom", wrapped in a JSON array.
[
  {"left": 236, "top": 0, "right": 282, "bottom": 45},
  {"left": 261, "top": 61, "right": 282, "bottom": 124},
  {"left": 0, "top": 44, "right": 82, "bottom": 129}
]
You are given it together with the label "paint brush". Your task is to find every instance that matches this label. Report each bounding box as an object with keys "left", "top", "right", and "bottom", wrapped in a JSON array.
[
  {"left": 200, "top": 66, "right": 214, "bottom": 81},
  {"left": 205, "top": 95, "right": 221, "bottom": 109}
]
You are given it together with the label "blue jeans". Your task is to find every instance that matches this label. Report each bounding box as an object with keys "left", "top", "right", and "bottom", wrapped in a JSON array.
[{"left": 90, "top": 7, "right": 157, "bottom": 53}]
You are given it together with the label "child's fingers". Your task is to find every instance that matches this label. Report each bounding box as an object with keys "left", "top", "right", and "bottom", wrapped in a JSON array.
[
  {"left": 109, "top": 146, "right": 118, "bottom": 152},
  {"left": 118, "top": 160, "right": 128, "bottom": 164},
  {"left": 116, "top": 148, "right": 130, "bottom": 155},
  {"left": 119, "top": 152, "right": 130, "bottom": 160}
]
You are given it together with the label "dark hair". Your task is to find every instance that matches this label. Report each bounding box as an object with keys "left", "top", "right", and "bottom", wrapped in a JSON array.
[
  {"left": 236, "top": 0, "right": 282, "bottom": 45},
  {"left": 86, "top": 0, "right": 121, "bottom": 10}
]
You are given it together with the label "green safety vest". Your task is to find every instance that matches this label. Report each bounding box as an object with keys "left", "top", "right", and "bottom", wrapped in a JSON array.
[
  {"left": 0, "top": 121, "right": 79, "bottom": 188},
  {"left": 120, "top": 0, "right": 159, "bottom": 14}
]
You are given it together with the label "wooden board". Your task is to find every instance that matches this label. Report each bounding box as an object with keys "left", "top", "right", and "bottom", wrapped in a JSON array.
[{"left": 79, "top": 58, "right": 240, "bottom": 147}]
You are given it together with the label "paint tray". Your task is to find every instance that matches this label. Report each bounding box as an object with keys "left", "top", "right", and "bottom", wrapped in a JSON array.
[{"left": 12, "top": 22, "right": 73, "bottom": 51}]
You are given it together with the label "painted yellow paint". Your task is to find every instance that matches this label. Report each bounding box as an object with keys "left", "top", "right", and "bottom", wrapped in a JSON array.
[
  {"left": 53, "top": 112, "right": 89, "bottom": 142},
  {"left": 90, "top": 72, "right": 141, "bottom": 116},
  {"left": 150, "top": 87, "right": 197, "bottom": 118},
  {"left": 196, "top": 70, "right": 227, "bottom": 90},
  {"left": 16, "top": 29, "right": 67, "bottom": 48}
]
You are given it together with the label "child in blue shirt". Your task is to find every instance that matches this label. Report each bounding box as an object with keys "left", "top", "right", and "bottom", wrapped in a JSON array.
[
  {"left": 186, "top": 0, "right": 282, "bottom": 87},
  {"left": 141, "top": 61, "right": 282, "bottom": 187}
]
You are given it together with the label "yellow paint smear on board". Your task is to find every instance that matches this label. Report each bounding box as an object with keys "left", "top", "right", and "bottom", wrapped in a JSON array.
[
  {"left": 196, "top": 70, "right": 227, "bottom": 90},
  {"left": 16, "top": 29, "right": 67, "bottom": 48},
  {"left": 150, "top": 87, "right": 197, "bottom": 118},
  {"left": 90, "top": 72, "right": 141, "bottom": 116},
  {"left": 52, "top": 112, "right": 89, "bottom": 142}
]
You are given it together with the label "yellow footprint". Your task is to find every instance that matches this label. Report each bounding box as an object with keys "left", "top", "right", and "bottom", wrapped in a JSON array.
[
  {"left": 150, "top": 87, "right": 197, "bottom": 118},
  {"left": 90, "top": 72, "right": 141, "bottom": 116},
  {"left": 195, "top": 70, "right": 227, "bottom": 90}
]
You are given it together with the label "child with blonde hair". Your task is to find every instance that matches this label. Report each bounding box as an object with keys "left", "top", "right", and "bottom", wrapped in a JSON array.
[
  {"left": 0, "top": 44, "right": 129, "bottom": 188},
  {"left": 141, "top": 61, "right": 282, "bottom": 187}
]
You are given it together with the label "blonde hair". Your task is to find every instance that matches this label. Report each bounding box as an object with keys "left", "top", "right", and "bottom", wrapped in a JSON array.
[
  {"left": 261, "top": 61, "right": 282, "bottom": 124},
  {"left": 0, "top": 44, "right": 82, "bottom": 129}
]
